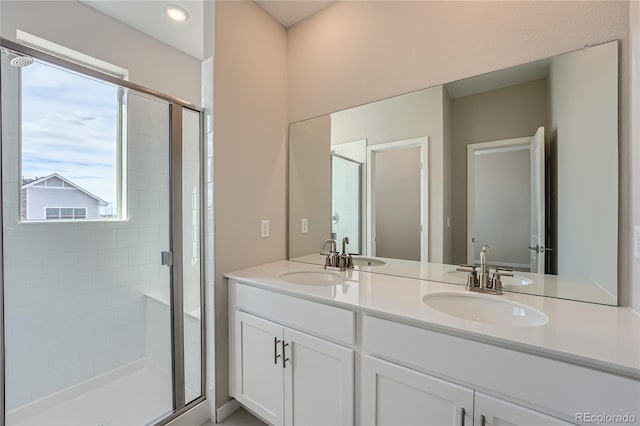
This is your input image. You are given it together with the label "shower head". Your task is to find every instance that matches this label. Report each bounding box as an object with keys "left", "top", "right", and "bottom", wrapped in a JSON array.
[{"left": 9, "top": 56, "right": 34, "bottom": 68}]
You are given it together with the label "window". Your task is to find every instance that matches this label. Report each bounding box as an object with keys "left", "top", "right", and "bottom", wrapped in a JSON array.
[
  {"left": 19, "top": 56, "right": 125, "bottom": 222},
  {"left": 45, "top": 207, "right": 87, "bottom": 220}
]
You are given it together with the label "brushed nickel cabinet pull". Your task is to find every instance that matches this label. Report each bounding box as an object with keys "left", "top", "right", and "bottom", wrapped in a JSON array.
[
  {"left": 282, "top": 340, "right": 290, "bottom": 369},
  {"left": 481, "top": 414, "right": 486, "bottom": 426},
  {"left": 274, "top": 337, "right": 281, "bottom": 365},
  {"left": 460, "top": 408, "right": 465, "bottom": 426}
]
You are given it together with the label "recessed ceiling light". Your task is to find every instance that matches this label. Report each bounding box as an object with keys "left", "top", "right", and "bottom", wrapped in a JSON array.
[{"left": 164, "top": 4, "right": 189, "bottom": 22}]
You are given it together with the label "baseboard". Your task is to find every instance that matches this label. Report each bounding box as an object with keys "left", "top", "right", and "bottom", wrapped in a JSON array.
[
  {"left": 167, "top": 400, "right": 211, "bottom": 426},
  {"left": 216, "top": 399, "right": 241, "bottom": 423}
]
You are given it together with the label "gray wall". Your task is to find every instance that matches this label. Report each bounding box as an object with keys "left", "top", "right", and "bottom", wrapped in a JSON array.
[
  {"left": 289, "top": 115, "right": 332, "bottom": 258},
  {"left": 630, "top": 1, "right": 640, "bottom": 311},
  {"left": 450, "top": 79, "right": 548, "bottom": 264},
  {"left": 213, "top": 0, "right": 288, "bottom": 408},
  {"left": 548, "top": 41, "right": 618, "bottom": 295},
  {"left": 374, "top": 147, "right": 421, "bottom": 261},
  {"left": 442, "top": 88, "right": 453, "bottom": 264}
]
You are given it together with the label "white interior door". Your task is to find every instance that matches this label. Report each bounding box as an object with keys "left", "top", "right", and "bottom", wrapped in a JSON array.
[
  {"left": 366, "top": 137, "right": 429, "bottom": 262},
  {"left": 467, "top": 136, "right": 532, "bottom": 268},
  {"left": 529, "top": 127, "right": 546, "bottom": 274}
]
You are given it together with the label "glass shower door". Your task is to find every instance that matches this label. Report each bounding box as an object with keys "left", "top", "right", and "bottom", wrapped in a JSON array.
[
  {"left": 0, "top": 44, "right": 203, "bottom": 426},
  {"left": 181, "top": 107, "right": 204, "bottom": 405}
]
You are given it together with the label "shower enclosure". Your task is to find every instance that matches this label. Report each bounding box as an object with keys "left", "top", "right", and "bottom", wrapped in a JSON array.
[{"left": 0, "top": 39, "right": 205, "bottom": 425}]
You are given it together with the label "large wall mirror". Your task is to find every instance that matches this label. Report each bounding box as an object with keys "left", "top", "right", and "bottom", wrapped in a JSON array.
[{"left": 289, "top": 40, "right": 619, "bottom": 306}]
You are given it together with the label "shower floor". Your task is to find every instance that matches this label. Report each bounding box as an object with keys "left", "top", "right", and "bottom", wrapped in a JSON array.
[{"left": 8, "top": 360, "right": 194, "bottom": 426}]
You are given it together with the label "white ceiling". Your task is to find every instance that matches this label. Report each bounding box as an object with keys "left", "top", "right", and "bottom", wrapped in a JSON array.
[
  {"left": 445, "top": 57, "right": 552, "bottom": 99},
  {"left": 255, "top": 1, "right": 335, "bottom": 28},
  {"left": 80, "top": 0, "right": 205, "bottom": 60},
  {"left": 80, "top": 0, "right": 334, "bottom": 60}
]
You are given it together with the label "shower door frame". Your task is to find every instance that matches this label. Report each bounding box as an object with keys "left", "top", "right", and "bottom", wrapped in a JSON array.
[{"left": 0, "top": 37, "right": 207, "bottom": 426}]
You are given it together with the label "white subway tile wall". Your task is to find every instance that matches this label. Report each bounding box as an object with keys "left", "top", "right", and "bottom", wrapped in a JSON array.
[{"left": 2, "top": 81, "right": 172, "bottom": 410}]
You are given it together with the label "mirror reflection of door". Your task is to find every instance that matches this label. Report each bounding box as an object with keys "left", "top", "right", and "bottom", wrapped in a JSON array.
[
  {"left": 467, "top": 127, "right": 545, "bottom": 272},
  {"left": 367, "top": 137, "right": 429, "bottom": 262},
  {"left": 331, "top": 153, "right": 362, "bottom": 255}
]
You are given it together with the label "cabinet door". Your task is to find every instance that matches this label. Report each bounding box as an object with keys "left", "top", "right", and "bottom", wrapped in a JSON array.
[
  {"left": 284, "top": 328, "right": 354, "bottom": 426},
  {"left": 362, "top": 355, "right": 473, "bottom": 426},
  {"left": 234, "top": 311, "right": 284, "bottom": 426},
  {"left": 475, "top": 392, "right": 573, "bottom": 426}
]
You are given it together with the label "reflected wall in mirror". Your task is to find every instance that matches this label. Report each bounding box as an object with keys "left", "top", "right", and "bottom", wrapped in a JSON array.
[{"left": 288, "top": 40, "right": 619, "bottom": 305}]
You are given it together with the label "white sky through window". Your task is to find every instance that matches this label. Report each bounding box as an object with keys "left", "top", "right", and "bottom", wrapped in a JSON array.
[{"left": 21, "top": 60, "right": 118, "bottom": 210}]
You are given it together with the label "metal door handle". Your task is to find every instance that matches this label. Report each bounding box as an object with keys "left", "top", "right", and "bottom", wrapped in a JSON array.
[
  {"left": 528, "top": 245, "right": 545, "bottom": 253},
  {"left": 481, "top": 414, "right": 486, "bottom": 426},
  {"left": 282, "top": 340, "right": 289, "bottom": 369},
  {"left": 460, "top": 408, "right": 466, "bottom": 426},
  {"left": 274, "top": 337, "right": 281, "bottom": 365},
  {"left": 161, "top": 251, "right": 173, "bottom": 266}
]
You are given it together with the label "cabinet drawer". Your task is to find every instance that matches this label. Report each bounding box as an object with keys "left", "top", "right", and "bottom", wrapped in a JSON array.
[
  {"left": 233, "top": 282, "right": 355, "bottom": 345},
  {"left": 363, "top": 315, "right": 640, "bottom": 423}
]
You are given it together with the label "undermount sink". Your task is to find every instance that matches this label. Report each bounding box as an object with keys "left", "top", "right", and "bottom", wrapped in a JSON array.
[
  {"left": 422, "top": 292, "right": 549, "bottom": 327},
  {"left": 352, "top": 256, "right": 386, "bottom": 267},
  {"left": 446, "top": 269, "right": 533, "bottom": 287},
  {"left": 279, "top": 270, "right": 348, "bottom": 286}
]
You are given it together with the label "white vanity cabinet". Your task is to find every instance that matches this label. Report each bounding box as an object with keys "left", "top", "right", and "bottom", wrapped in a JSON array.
[
  {"left": 362, "top": 355, "right": 572, "bottom": 426},
  {"left": 232, "top": 312, "right": 284, "bottom": 424},
  {"left": 362, "top": 315, "right": 639, "bottom": 426},
  {"left": 474, "top": 393, "right": 573, "bottom": 426},
  {"left": 227, "top": 268, "right": 640, "bottom": 426},
  {"left": 229, "top": 281, "right": 355, "bottom": 426},
  {"left": 362, "top": 355, "right": 473, "bottom": 426}
]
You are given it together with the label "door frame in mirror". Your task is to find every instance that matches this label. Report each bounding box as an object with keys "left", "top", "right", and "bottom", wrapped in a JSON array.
[{"left": 366, "top": 137, "right": 429, "bottom": 262}]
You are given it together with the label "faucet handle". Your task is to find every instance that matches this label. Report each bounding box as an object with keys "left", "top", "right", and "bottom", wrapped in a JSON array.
[
  {"left": 456, "top": 264, "right": 477, "bottom": 272},
  {"left": 495, "top": 267, "right": 513, "bottom": 277},
  {"left": 491, "top": 268, "right": 512, "bottom": 294},
  {"left": 457, "top": 264, "right": 479, "bottom": 289}
]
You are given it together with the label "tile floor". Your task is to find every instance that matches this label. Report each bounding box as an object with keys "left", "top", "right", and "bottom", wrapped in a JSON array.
[{"left": 202, "top": 408, "right": 267, "bottom": 426}]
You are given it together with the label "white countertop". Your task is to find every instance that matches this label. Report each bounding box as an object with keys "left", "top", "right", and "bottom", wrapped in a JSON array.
[
  {"left": 291, "top": 254, "right": 617, "bottom": 305},
  {"left": 225, "top": 260, "right": 640, "bottom": 380}
]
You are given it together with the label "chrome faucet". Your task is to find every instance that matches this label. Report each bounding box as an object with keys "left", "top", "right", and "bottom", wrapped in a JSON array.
[
  {"left": 479, "top": 245, "right": 491, "bottom": 289},
  {"left": 456, "top": 245, "right": 514, "bottom": 295},
  {"left": 321, "top": 237, "right": 354, "bottom": 271},
  {"left": 321, "top": 238, "right": 338, "bottom": 268},
  {"left": 338, "top": 237, "right": 354, "bottom": 271}
]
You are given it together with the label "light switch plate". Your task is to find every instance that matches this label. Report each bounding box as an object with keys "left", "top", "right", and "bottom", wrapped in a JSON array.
[
  {"left": 635, "top": 226, "right": 640, "bottom": 259},
  {"left": 261, "top": 219, "right": 270, "bottom": 238},
  {"left": 301, "top": 218, "right": 309, "bottom": 234}
]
